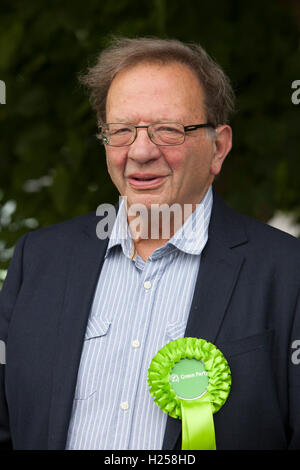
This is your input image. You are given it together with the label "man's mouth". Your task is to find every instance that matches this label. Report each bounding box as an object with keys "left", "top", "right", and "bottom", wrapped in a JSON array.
[{"left": 128, "top": 174, "right": 167, "bottom": 188}]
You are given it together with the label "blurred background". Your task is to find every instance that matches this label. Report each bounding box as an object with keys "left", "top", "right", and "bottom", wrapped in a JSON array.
[{"left": 0, "top": 0, "right": 300, "bottom": 287}]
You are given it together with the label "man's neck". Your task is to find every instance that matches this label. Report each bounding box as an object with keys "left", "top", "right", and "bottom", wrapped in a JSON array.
[
  {"left": 127, "top": 203, "right": 197, "bottom": 261},
  {"left": 125, "top": 186, "right": 213, "bottom": 261},
  {"left": 132, "top": 237, "right": 167, "bottom": 262}
]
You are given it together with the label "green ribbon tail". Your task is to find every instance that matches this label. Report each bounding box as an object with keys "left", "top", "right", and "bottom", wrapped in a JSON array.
[{"left": 181, "top": 397, "right": 216, "bottom": 450}]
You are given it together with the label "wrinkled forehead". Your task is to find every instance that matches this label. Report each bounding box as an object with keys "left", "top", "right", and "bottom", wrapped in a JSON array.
[{"left": 105, "top": 61, "right": 207, "bottom": 123}]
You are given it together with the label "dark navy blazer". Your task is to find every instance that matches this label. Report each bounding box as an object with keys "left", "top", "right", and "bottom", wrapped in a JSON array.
[{"left": 1, "top": 191, "right": 300, "bottom": 450}]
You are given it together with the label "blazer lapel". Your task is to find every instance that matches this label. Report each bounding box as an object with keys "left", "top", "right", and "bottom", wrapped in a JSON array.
[
  {"left": 47, "top": 214, "right": 109, "bottom": 449},
  {"left": 163, "top": 191, "right": 248, "bottom": 450}
]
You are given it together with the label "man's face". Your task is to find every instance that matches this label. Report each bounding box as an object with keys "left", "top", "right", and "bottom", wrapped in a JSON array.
[{"left": 105, "top": 61, "right": 228, "bottom": 210}]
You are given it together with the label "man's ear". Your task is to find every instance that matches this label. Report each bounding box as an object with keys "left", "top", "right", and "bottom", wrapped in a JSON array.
[{"left": 210, "top": 125, "right": 232, "bottom": 176}]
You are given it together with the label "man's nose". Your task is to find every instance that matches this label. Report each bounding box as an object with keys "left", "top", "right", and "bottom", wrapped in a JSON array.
[{"left": 127, "top": 128, "right": 161, "bottom": 163}]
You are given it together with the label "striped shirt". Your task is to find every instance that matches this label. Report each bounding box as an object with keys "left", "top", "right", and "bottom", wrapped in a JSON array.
[{"left": 66, "top": 186, "right": 213, "bottom": 450}]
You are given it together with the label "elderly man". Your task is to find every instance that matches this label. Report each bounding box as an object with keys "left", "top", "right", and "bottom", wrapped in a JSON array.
[{"left": 0, "top": 37, "right": 300, "bottom": 450}]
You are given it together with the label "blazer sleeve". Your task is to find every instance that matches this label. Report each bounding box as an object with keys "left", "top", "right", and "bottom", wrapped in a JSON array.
[
  {"left": 0, "top": 234, "right": 27, "bottom": 449},
  {"left": 288, "top": 287, "right": 300, "bottom": 449}
]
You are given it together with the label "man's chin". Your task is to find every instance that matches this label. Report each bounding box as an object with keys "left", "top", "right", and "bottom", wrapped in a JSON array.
[{"left": 125, "top": 194, "right": 169, "bottom": 211}]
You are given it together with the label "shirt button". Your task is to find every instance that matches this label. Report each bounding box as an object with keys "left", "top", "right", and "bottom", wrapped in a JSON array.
[
  {"left": 144, "top": 280, "right": 152, "bottom": 290},
  {"left": 132, "top": 339, "right": 140, "bottom": 348},
  {"left": 120, "top": 401, "right": 129, "bottom": 411}
]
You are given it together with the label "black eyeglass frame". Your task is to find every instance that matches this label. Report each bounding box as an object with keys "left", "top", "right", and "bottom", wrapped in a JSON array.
[{"left": 98, "top": 122, "right": 215, "bottom": 147}]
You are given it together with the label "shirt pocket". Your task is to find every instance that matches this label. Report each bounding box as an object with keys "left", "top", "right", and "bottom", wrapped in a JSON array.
[{"left": 74, "top": 316, "right": 111, "bottom": 400}]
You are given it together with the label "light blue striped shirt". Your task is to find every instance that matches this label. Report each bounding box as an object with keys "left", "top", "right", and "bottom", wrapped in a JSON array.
[{"left": 66, "top": 186, "right": 213, "bottom": 450}]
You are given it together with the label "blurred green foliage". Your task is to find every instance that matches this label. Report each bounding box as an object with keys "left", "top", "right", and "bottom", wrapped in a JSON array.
[{"left": 0, "top": 0, "right": 300, "bottom": 276}]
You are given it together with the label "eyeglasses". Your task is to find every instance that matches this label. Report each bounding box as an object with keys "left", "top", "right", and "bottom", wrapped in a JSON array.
[{"left": 98, "top": 122, "right": 215, "bottom": 147}]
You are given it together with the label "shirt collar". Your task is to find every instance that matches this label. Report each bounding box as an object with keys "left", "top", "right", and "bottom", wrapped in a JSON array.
[
  {"left": 105, "top": 196, "right": 133, "bottom": 259},
  {"left": 105, "top": 186, "right": 213, "bottom": 260}
]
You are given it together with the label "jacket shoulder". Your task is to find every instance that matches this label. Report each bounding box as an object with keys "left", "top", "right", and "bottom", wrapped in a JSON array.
[
  {"left": 212, "top": 191, "right": 300, "bottom": 268},
  {"left": 238, "top": 210, "right": 300, "bottom": 250},
  {"left": 18, "top": 211, "right": 102, "bottom": 265}
]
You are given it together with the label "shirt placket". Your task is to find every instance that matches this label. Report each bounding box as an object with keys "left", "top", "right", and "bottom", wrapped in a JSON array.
[{"left": 113, "top": 255, "right": 165, "bottom": 449}]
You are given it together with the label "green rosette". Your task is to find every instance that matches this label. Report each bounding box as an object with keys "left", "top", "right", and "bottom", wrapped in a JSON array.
[{"left": 147, "top": 337, "right": 231, "bottom": 450}]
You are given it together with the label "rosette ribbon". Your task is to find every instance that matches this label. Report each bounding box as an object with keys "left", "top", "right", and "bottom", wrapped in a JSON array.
[{"left": 148, "top": 337, "right": 231, "bottom": 450}]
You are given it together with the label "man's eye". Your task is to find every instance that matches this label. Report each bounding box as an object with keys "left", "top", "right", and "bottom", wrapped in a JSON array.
[
  {"left": 157, "top": 126, "right": 181, "bottom": 134},
  {"left": 110, "top": 127, "right": 131, "bottom": 135}
]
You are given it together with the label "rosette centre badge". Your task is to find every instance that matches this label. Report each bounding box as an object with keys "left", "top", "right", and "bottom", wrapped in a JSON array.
[
  {"left": 170, "top": 359, "right": 209, "bottom": 400},
  {"left": 148, "top": 337, "right": 231, "bottom": 450}
]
